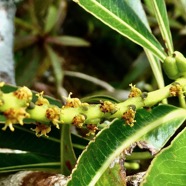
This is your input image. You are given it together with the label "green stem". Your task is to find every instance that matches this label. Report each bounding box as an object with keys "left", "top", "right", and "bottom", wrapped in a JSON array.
[
  {"left": 144, "top": 49, "right": 167, "bottom": 103},
  {"left": 60, "top": 124, "right": 76, "bottom": 175},
  {"left": 1, "top": 78, "right": 186, "bottom": 131},
  {"left": 61, "top": 78, "right": 186, "bottom": 124},
  {"left": 178, "top": 92, "right": 186, "bottom": 108},
  {"left": 126, "top": 151, "right": 153, "bottom": 160}
]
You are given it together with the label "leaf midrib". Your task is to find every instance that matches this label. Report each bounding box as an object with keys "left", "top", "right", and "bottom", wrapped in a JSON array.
[{"left": 88, "top": 109, "right": 186, "bottom": 186}]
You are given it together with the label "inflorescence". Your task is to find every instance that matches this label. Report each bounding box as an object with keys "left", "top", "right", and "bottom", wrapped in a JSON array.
[{"left": 0, "top": 77, "right": 186, "bottom": 136}]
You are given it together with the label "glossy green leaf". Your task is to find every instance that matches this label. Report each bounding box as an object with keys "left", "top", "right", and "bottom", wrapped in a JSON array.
[
  {"left": 96, "top": 158, "right": 126, "bottom": 186},
  {"left": 0, "top": 125, "right": 60, "bottom": 154},
  {"left": 47, "top": 36, "right": 90, "bottom": 47},
  {"left": 0, "top": 152, "right": 60, "bottom": 173},
  {"left": 142, "top": 127, "right": 186, "bottom": 186},
  {"left": 139, "top": 110, "right": 186, "bottom": 154},
  {"left": 125, "top": 0, "right": 149, "bottom": 29},
  {"left": 67, "top": 105, "right": 186, "bottom": 186},
  {"left": 150, "top": 0, "right": 174, "bottom": 54},
  {"left": 73, "top": 0, "right": 166, "bottom": 61},
  {"left": 0, "top": 125, "right": 60, "bottom": 172},
  {"left": 0, "top": 124, "right": 87, "bottom": 173}
]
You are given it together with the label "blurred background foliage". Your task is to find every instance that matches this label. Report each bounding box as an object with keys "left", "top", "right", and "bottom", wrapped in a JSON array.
[
  {"left": 14, "top": 0, "right": 186, "bottom": 100},
  {"left": 1, "top": 0, "right": 185, "bottom": 176}
]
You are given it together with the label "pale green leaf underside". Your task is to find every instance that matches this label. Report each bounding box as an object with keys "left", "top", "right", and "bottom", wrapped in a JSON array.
[
  {"left": 151, "top": 0, "right": 174, "bottom": 54},
  {"left": 142, "top": 128, "right": 186, "bottom": 186},
  {"left": 74, "top": 0, "right": 166, "bottom": 61},
  {"left": 124, "top": 0, "right": 164, "bottom": 89},
  {"left": 67, "top": 105, "right": 186, "bottom": 186}
]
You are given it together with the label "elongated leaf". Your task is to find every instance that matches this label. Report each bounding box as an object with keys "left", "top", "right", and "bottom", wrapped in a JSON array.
[
  {"left": 16, "top": 46, "right": 42, "bottom": 86},
  {"left": 45, "top": 45, "right": 63, "bottom": 89},
  {"left": 60, "top": 125, "right": 77, "bottom": 175},
  {"left": 0, "top": 126, "right": 60, "bottom": 155},
  {"left": 0, "top": 125, "right": 87, "bottom": 173},
  {"left": 0, "top": 152, "right": 60, "bottom": 173},
  {"left": 124, "top": 1, "right": 165, "bottom": 89},
  {"left": 96, "top": 157, "right": 126, "bottom": 186},
  {"left": 139, "top": 110, "right": 185, "bottom": 154},
  {"left": 44, "top": 5, "right": 58, "bottom": 33},
  {"left": 142, "top": 127, "right": 186, "bottom": 186},
  {"left": 125, "top": 0, "right": 150, "bottom": 29},
  {"left": 0, "top": 125, "right": 60, "bottom": 173},
  {"left": 73, "top": 0, "right": 166, "bottom": 61},
  {"left": 150, "top": 0, "right": 174, "bottom": 54},
  {"left": 67, "top": 105, "right": 186, "bottom": 186},
  {"left": 14, "top": 35, "right": 38, "bottom": 51},
  {"left": 47, "top": 36, "right": 90, "bottom": 47}
]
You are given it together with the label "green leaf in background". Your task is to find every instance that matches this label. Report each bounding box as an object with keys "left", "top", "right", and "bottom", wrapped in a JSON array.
[
  {"left": 44, "top": 5, "right": 58, "bottom": 33},
  {"left": 45, "top": 45, "right": 63, "bottom": 90},
  {"left": 120, "top": 52, "right": 150, "bottom": 87},
  {"left": 33, "top": 0, "right": 52, "bottom": 28},
  {"left": 150, "top": 0, "right": 174, "bottom": 55},
  {"left": 73, "top": 0, "right": 166, "bottom": 61},
  {"left": 47, "top": 36, "right": 90, "bottom": 47},
  {"left": 67, "top": 105, "right": 186, "bottom": 186},
  {"left": 142, "top": 127, "right": 186, "bottom": 186},
  {"left": 15, "top": 46, "right": 42, "bottom": 86},
  {"left": 14, "top": 35, "right": 38, "bottom": 51}
]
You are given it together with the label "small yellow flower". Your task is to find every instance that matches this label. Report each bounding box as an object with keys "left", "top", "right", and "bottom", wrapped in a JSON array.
[
  {"left": 32, "top": 123, "right": 51, "bottom": 137},
  {"left": 170, "top": 82, "right": 182, "bottom": 97},
  {"left": 35, "top": 91, "right": 49, "bottom": 106},
  {"left": 13, "top": 86, "right": 32, "bottom": 103},
  {"left": 63, "top": 92, "right": 82, "bottom": 108},
  {"left": 128, "top": 84, "right": 142, "bottom": 98},
  {"left": 100, "top": 100, "right": 118, "bottom": 114},
  {"left": 2, "top": 108, "right": 30, "bottom": 131},
  {"left": 72, "top": 114, "right": 86, "bottom": 128},
  {"left": 122, "top": 106, "right": 136, "bottom": 127},
  {"left": 86, "top": 124, "right": 98, "bottom": 136},
  {"left": 46, "top": 106, "right": 61, "bottom": 128}
]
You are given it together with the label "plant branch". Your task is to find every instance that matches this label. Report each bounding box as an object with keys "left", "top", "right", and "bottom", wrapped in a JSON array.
[{"left": 0, "top": 78, "right": 186, "bottom": 134}]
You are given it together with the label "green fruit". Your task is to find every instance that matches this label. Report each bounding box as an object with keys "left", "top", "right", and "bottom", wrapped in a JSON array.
[
  {"left": 174, "top": 51, "right": 186, "bottom": 77},
  {"left": 163, "top": 55, "right": 179, "bottom": 80}
]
